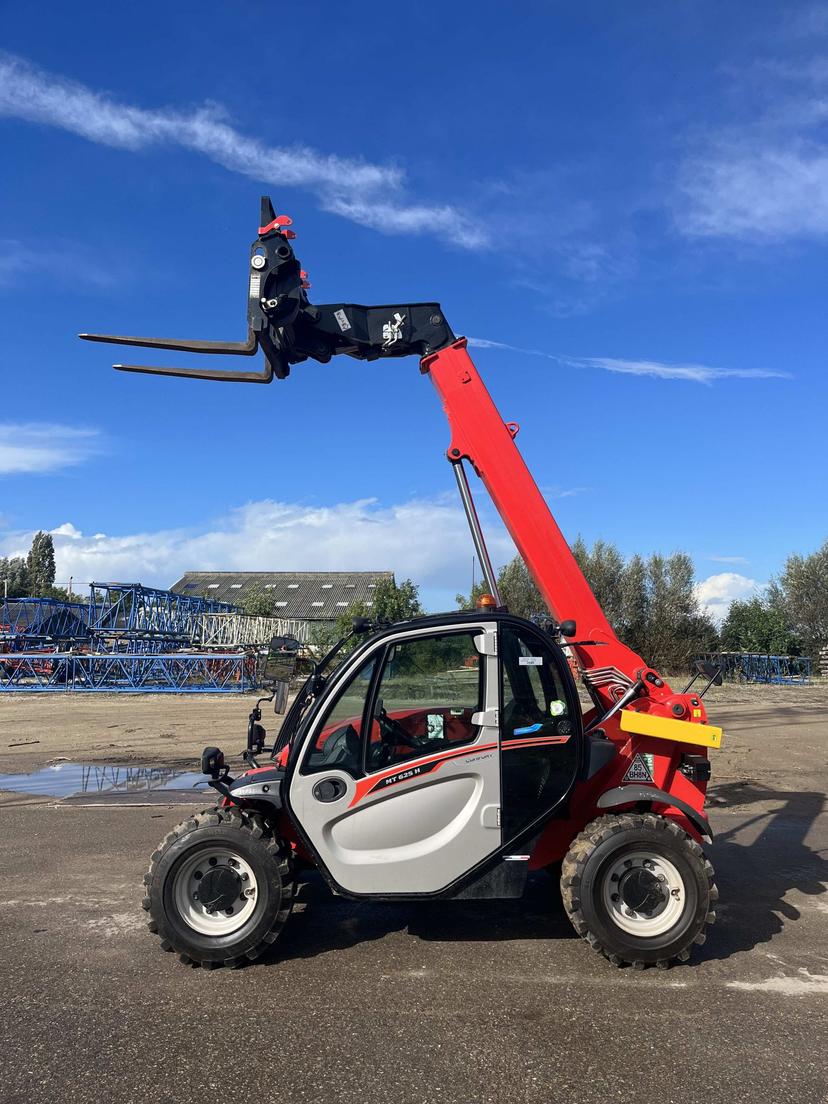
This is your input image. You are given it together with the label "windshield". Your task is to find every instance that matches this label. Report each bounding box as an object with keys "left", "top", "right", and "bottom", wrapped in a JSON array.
[{"left": 271, "top": 630, "right": 360, "bottom": 756}]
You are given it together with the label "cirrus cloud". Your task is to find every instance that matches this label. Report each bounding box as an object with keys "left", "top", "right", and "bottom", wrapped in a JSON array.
[
  {"left": 0, "top": 51, "right": 484, "bottom": 250},
  {"left": 0, "top": 423, "right": 101, "bottom": 475}
]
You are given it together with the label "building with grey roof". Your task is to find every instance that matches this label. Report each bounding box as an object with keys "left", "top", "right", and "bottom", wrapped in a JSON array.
[{"left": 170, "top": 571, "right": 394, "bottom": 637}]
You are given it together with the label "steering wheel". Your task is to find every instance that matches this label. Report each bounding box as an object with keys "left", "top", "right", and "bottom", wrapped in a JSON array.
[
  {"left": 375, "top": 700, "right": 428, "bottom": 751},
  {"left": 319, "top": 724, "right": 360, "bottom": 771}
]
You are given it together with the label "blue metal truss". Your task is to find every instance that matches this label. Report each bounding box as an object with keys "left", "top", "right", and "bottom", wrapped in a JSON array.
[
  {"left": 1, "top": 597, "right": 90, "bottom": 646},
  {"left": 697, "top": 651, "right": 811, "bottom": 685},
  {"left": 0, "top": 584, "right": 267, "bottom": 691},
  {"left": 0, "top": 651, "right": 258, "bottom": 692},
  {"left": 88, "top": 582, "right": 238, "bottom": 641}
]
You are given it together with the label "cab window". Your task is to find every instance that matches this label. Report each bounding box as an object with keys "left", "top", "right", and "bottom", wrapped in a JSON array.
[
  {"left": 366, "top": 632, "right": 483, "bottom": 773},
  {"left": 302, "top": 656, "right": 377, "bottom": 777}
]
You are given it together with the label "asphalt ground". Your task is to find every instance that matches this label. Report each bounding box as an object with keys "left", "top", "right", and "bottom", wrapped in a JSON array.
[{"left": 0, "top": 696, "right": 826, "bottom": 1104}]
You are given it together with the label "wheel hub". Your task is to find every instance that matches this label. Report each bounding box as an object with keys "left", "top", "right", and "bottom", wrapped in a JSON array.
[
  {"left": 618, "top": 867, "right": 666, "bottom": 915},
  {"left": 172, "top": 846, "right": 259, "bottom": 937},
  {"left": 198, "top": 866, "right": 242, "bottom": 913},
  {"left": 602, "top": 850, "right": 685, "bottom": 938}
]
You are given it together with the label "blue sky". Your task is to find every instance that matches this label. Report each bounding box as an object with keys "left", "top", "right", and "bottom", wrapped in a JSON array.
[{"left": 1, "top": 1, "right": 826, "bottom": 618}]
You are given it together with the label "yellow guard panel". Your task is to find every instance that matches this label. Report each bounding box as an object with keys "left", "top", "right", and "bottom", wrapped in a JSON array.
[{"left": 619, "top": 709, "right": 723, "bottom": 749}]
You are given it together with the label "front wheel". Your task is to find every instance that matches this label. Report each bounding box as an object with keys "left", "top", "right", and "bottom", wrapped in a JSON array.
[
  {"left": 142, "top": 806, "right": 294, "bottom": 968},
  {"left": 560, "top": 813, "right": 716, "bottom": 968}
]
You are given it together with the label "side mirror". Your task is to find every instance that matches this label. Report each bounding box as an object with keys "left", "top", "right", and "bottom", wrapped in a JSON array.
[
  {"left": 262, "top": 635, "right": 299, "bottom": 684},
  {"left": 272, "top": 680, "right": 290, "bottom": 715}
]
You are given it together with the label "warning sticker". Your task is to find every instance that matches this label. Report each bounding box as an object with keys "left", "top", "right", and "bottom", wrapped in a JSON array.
[
  {"left": 519, "top": 656, "right": 542, "bottom": 666},
  {"left": 333, "top": 308, "right": 352, "bottom": 332},
  {"left": 623, "top": 753, "right": 654, "bottom": 784}
]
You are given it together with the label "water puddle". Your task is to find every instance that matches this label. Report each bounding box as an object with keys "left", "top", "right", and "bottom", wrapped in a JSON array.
[{"left": 0, "top": 762, "right": 206, "bottom": 801}]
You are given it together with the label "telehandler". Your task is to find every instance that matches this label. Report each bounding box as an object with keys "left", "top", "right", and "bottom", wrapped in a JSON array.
[{"left": 81, "top": 198, "right": 722, "bottom": 969}]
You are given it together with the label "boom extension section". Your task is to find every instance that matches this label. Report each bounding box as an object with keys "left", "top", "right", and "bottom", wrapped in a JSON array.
[{"left": 80, "top": 198, "right": 455, "bottom": 382}]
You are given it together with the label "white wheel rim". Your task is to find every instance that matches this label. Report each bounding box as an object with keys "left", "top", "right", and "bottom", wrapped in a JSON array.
[
  {"left": 172, "top": 847, "right": 259, "bottom": 937},
  {"left": 601, "top": 850, "right": 686, "bottom": 938}
]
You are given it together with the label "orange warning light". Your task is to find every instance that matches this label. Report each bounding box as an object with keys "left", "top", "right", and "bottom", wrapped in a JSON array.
[{"left": 476, "top": 593, "right": 497, "bottom": 610}]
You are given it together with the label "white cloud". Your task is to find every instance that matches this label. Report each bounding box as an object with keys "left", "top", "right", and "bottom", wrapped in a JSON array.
[
  {"left": 0, "top": 497, "right": 515, "bottom": 599},
  {"left": 676, "top": 142, "right": 828, "bottom": 240},
  {"left": 0, "top": 423, "right": 100, "bottom": 475},
  {"left": 0, "top": 51, "right": 484, "bottom": 249},
  {"left": 468, "top": 338, "right": 790, "bottom": 385},
  {"left": 0, "top": 238, "right": 115, "bottom": 291},
  {"left": 563, "top": 356, "right": 790, "bottom": 385},
  {"left": 708, "top": 555, "right": 749, "bottom": 565},
  {"left": 694, "top": 572, "right": 764, "bottom": 624},
  {"left": 674, "top": 28, "right": 828, "bottom": 242}
]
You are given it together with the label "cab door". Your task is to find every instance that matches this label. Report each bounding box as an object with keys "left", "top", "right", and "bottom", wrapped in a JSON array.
[
  {"left": 288, "top": 623, "right": 500, "bottom": 895},
  {"left": 499, "top": 622, "right": 581, "bottom": 842}
]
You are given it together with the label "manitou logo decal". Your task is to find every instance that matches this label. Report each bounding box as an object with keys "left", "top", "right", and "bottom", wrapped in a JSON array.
[{"left": 381, "top": 312, "right": 405, "bottom": 348}]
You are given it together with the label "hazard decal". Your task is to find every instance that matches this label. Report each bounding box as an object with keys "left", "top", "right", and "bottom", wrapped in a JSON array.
[{"left": 623, "top": 753, "right": 654, "bottom": 783}]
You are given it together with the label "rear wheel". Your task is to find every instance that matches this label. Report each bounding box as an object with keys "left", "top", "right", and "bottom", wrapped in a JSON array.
[
  {"left": 142, "top": 806, "right": 294, "bottom": 968},
  {"left": 560, "top": 813, "right": 716, "bottom": 968}
]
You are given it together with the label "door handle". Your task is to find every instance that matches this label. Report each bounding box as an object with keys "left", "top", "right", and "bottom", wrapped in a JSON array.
[{"left": 312, "top": 777, "right": 347, "bottom": 803}]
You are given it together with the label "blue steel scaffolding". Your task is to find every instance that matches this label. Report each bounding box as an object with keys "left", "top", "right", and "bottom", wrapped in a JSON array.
[
  {"left": 0, "top": 652, "right": 258, "bottom": 693},
  {"left": 0, "top": 584, "right": 266, "bottom": 692},
  {"left": 696, "top": 651, "right": 811, "bottom": 685}
]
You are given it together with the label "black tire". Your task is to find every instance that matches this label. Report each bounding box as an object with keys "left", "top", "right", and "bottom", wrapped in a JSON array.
[
  {"left": 560, "top": 813, "right": 717, "bottom": 968},
  {"left": 142, "top": 806, "right": 294, "bottom": 968}
]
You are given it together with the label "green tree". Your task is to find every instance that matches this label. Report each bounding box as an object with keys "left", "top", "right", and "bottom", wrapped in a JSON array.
[
  {"left": 619, "top": 553, "right": 648, "bottom": 656},
  {"left": 455, "top": 556, "right": 546, "bottom": 620},
  {"left": 496, "top": 557, "right": 546, "bottom": 620},
  {"left": 242, "top": 588, "right": 278, "bottom": 618},
  {"left": 455, "top": 579, "right": 488, "bottom": 611},
  {"left": 462, "top": 542, "right": 717, "bottom": 672},
  {"left": 770, "top": 539, "right": 828, "bottom": 660},
  {"left": 0, "top": 556, "right": 30, "bottom": 598},
  {"left": 26, "top": 531, "right": 56, "bottom": 597},
  {"left": 317, "top": 577, "right": 422, "bottom": 652},
  {"left": 721, "top": 596, "right": 801, "bottom": 655},
  {"left": 43, "top": 584, "right": 84, "bottom": 604},
  {"left": 572, "top": 537, "right": 626, "bottom": 629}
]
